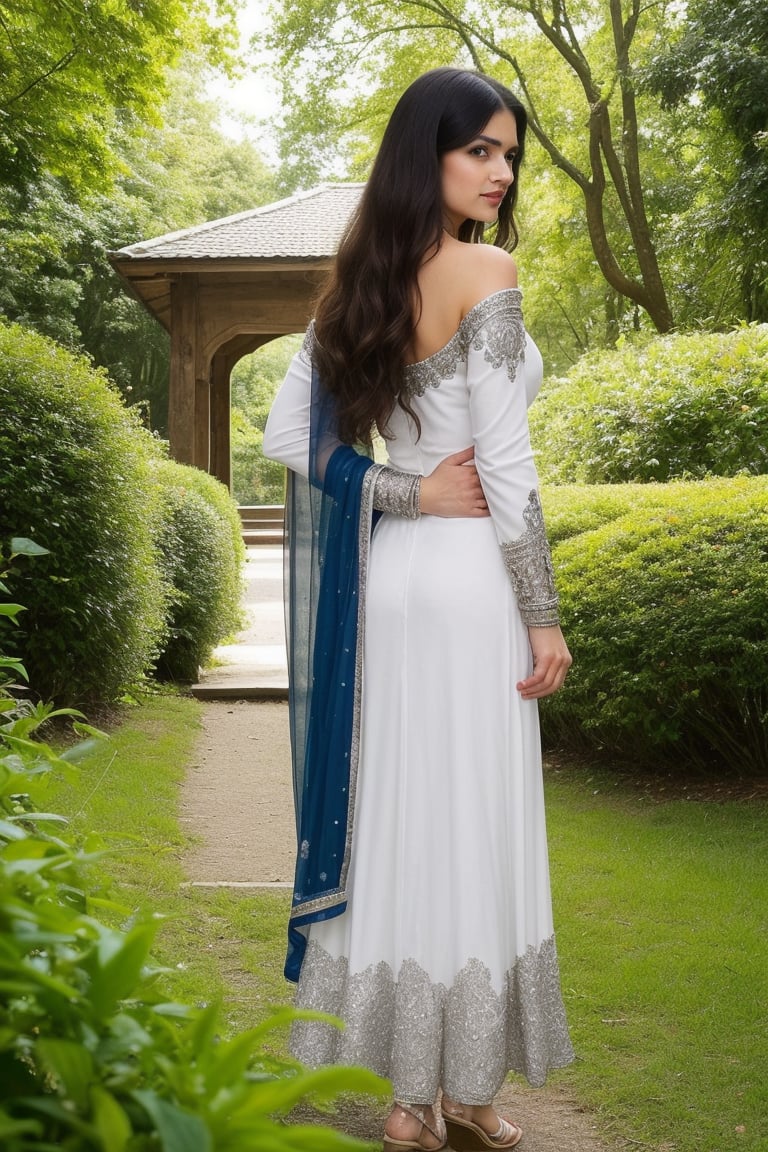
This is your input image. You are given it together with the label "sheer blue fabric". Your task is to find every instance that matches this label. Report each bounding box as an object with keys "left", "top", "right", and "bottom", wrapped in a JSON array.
[{"left": 283, "top": 366, "right": 380, "bottom": 983}]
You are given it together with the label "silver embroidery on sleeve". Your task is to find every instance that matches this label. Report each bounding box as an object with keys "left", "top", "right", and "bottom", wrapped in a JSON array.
[
  {"left": 298, "top": 322, "right": 317, "bottom": 365},
  {"left": 373, "top": 468, "right": 422, "bottom": 518},
  {"left": 467, "top": 299, "right": 526, "bottom": 382},
  {"left": 291, "top": 936, "right": 574, "bottom": 1102},
  {"left": 402, "top": 288, "right": 524, "bottom": 397},
  {"left": 500, "top": 490, "right": 560, "bottom": 627}
]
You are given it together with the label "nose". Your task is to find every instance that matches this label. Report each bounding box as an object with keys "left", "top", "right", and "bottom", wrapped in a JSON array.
[{"left": 492, "top": 156, "right": 513, "bottom": 185}]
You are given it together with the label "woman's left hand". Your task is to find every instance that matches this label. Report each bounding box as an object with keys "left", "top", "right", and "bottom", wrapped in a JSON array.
[
  {"left": 419, "top": 446, "right": 489, "bottom": 517},
  {"left": 517, "top": 626, "right": 572, "bottom": 699}
]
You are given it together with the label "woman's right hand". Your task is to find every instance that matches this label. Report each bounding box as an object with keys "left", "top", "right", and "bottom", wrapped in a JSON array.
[{"left": 419, "top": 446, "right": 489, "bottom": 517}]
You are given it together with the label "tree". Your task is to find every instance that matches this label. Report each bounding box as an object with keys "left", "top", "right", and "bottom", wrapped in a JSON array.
[
  {"left": 0, "top": 55, "right": 278, "bottom": 435},
  {"left": 120, "top": 63, "right": 277, "bottom": 232},
  {"left": 0, "top": 0, "right": 240, "bottom": 201},
  {"left": 644, "top": 1, "right": 768, "bottom": 320},
  {"left": 263, "top": 0, "right": 681, "bottom": 332}
]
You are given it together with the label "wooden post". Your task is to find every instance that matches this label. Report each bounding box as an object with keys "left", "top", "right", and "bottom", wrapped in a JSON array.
[
  {"left": 194, "top": 370, "right": 210, "bottom": 473},
  {"left": 210, "top": 353, "right": 232, "bottom": 491},
  {"left": 168, "top": 275, "right": 198, "bottom": 465}
]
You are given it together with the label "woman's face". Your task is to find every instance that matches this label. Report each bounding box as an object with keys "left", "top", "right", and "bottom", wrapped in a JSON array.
[{"left": 440, "top": 106, "right": 519, "bottom": 234}]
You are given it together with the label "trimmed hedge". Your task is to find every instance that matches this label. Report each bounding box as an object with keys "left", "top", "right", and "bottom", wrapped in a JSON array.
[
  {"left": 153, "top": 459, "right": 245, "bottom": 682},
  {"left": 541, "top": 478, "right": 768, "bottom": 773},
  {"left": 0, "top": 321, "right": 166, "bottom": 705},
  {"left": 531, "top": 325, "right": 768, "bottom": 483},
  {"left": 0, "top": 321, "right": 246, "bottom": 703}
]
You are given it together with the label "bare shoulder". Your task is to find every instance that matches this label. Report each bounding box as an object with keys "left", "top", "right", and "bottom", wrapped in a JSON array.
[
  {"left": 413, "top": 240, "right": 518, "bottom": 360},
  {"left": 454, "top": 243, "right": 518, "bottom": 313}
]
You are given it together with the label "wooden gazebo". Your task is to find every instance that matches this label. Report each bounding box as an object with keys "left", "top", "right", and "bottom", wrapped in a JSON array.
[{"left": 110, "top": 184, "right": 364, "bottom": 489}]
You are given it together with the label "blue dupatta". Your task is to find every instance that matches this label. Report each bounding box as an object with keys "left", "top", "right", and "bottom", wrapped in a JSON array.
[{"left": 283, "top": 366, "right": 381, "bottom": 983}]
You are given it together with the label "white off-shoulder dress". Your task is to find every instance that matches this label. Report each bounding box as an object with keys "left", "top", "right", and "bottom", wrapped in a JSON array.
[{"left": 263, "top": 288, "right": 573, "bottom": 1104}]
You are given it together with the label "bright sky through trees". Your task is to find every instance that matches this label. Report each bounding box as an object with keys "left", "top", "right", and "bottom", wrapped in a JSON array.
[{"left": 207, "top": 0, "right": 281, "bottom": 158}]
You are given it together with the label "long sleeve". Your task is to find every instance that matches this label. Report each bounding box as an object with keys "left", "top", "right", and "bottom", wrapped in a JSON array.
[
  {"left": 465, "top": 295, "right": 559, "bottom": 627},
  {"left": 263, "top": 342, "right": 313, "bottom": 479},
  {"left": 263, "top": 328, "right": 421, "bottom": 517}
]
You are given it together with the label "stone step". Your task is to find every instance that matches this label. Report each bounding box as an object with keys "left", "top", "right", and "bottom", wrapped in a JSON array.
[
  {"left": 241, "top": 518, "right": 284, "bottom": 529},
  {"left": 237, "top": 505, "right": 284, "bottom": 546},
  {"left": 189, "top": 682, "right": 288, "bottom": 700},
  {"left": 242, "top": 529, "right": 283, "bottom": 546},
  {"left": 237, "top": 504, "right": 284, "bottom": 522}
]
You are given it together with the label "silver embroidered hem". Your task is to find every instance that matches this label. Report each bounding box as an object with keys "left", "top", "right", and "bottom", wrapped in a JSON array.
[
  {"left": 373, "top": 467, "right": 421, "bottom": 519},
  {"left": 291, "top": 936, "right": 574, "bottom": 1102},
  {"left": 500, "top": 490, "right": 560, "bottom": 627}
]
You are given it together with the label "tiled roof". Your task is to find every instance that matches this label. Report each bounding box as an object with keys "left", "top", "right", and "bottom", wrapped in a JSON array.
[{"left": 113, "top": 184, "right": 365, "bottom": 261}]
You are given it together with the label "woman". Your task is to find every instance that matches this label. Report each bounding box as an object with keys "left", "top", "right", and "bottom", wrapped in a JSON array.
[{"left": 264, "top": 67, "right": 574, "bottom": 1152}]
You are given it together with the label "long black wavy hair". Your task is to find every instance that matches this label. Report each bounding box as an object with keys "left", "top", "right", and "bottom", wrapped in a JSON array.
[{"left": 313, "top": 67, "right": 527, "bottom": 444}]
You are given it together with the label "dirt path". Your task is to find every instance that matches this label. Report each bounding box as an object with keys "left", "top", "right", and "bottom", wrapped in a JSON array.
[
  {"left": 181, "top": 700, "right": 294, "bottom": 883},
  {"left": 180, "top": 550, "right": 623, "bottom": 1150}
]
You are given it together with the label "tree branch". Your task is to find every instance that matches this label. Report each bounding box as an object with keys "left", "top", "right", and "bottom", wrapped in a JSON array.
[
  {"left": 0, "top": 8, "right": 26, "bottom": 68},
  {"left": 524, "top": 0, "right": 600, "bottom": 104},
  {"left": 0, "top": 48, "right": 78, "bottom": 110}
]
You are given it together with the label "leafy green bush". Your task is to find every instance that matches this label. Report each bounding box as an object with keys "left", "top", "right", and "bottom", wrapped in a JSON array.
[
  {"left": 531, "top": 325, "right": 768, "bottom": 483},
  {"left": 541, "top": 477, "right": 768, "bottom": 772},
  {"left": 230, "top": 337, "right": 298, "bottom": 505},
  {"left": 0, "top": 560, "right": 384, "bottom": 1151},
  {"left": 0, "top": 321, "right": 166, "bottom": 705},
  {"left": 232, "top": 408, "right": 286, "bottom": 505},
  {"left": 153, "top": 459, "right": 245, "bottom": 682}
]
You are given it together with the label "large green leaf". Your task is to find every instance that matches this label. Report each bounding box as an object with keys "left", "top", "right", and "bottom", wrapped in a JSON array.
[
  {"left": 36, "top": 1039, "right": 94, "bottom": 1111},
  {"left": 0, "top": 1110, "right": 43, "bottom": 1139},
  {"left": 18, "top": 1094, "right": 99, "bottom": 1140},
  {"left": 0, "top": 604, "right": 25, "bottom": 620},
  {"left": 10, "top": 538, "right": 50, "bottom": 557},
  {"left": 133, "top": 1091, "right": 213, "bottom": 1152},
  {"left": 87, "top": 920, "right": 159, "bottom": 1016},
  {"left": 228, "top": 1064, "right": 388, "bottom": 1122},
  {"left": 91, "top": 1085, "right": 133, "bottom": 1152}
]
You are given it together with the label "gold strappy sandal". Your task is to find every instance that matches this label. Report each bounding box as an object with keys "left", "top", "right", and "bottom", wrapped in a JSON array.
[
  {"left": 383, "top": 1102, "right": 448, "bottom": 1151},
  {"left": 442, "top": 1101, "right": 523, "bottom": 1150}
]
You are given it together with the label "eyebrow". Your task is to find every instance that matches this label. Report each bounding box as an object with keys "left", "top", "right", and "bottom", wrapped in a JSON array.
[{"left": 474, "top": 134, "right": 519, "bottom": 151}]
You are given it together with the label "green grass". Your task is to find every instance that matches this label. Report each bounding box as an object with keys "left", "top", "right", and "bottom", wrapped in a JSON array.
[
  {"left": 50, "top": 693, "right": 768, "bottom": 1152},
  {"left": 546, "top": 763, "right": 768, "bottom": 1152},
  {"left": 48, "top": 690, "right": 290, "bottom": 1036}
]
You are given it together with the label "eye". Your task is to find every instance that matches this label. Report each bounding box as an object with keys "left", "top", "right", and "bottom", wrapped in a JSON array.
[
  {"left": 506, "top": 151, "right": 518, "bottom": 165},
  {"left": 469, "top": 145, "right": 489, "bottom": 157}
]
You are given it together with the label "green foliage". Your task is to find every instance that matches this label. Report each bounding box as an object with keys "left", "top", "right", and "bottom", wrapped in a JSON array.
[
  {"left": 232, "top": 411, "right": 286, "bottom": 506},
  {"left": 122, "top": 63, "right": 277, "bottom": 234},
  {"left": 231, "top": 338, "right": 299, "bottom": 505},
  {"left": 0, "top": 0, "right": 239, "bottom": 200},
  {"left": 153, "top": 460, "right": 246, "bottom": 682},
  {"left": 262, "top": 0, "right": 768, "bottom": 339},
  {"left": 0, "top": 589, "right": 385, "bottom": 1150},
  {"left": 541, "top": 478, "right": 768, "bottom": 773},
  {"left": 531, "top": 325, "right": 768, "bottom": 484},
  {"left": 644, "top": 1, "right": 768, "bottom": 320},
  {"left": 0, "top": 321, "right": 167, "bottom": 706},
  {"left": 0, "top": 58, "right": 277, "bottom": 438}
]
